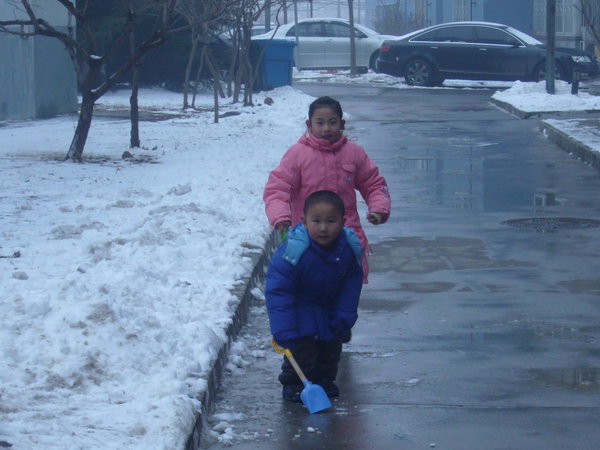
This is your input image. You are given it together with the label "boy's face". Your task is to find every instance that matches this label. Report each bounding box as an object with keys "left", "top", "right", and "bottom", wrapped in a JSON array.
[
  {"left": 302, "top": 201, "right": 345, "bottom": 251},
  {"left": 306, "top": 106, "right": 345, "bottom": 143}
]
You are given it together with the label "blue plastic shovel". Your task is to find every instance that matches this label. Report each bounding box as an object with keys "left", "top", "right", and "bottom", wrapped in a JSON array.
[{"left": 272, "top": 339, "right": 332, "bottom": 414}]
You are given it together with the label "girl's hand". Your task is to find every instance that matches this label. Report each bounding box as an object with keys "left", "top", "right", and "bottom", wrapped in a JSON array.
[
  {"left": 367, "top": 212, "right": 383, "bottom": 225},
  {"left": 275, "top": 221, "right": 291, "bottom": 240}
]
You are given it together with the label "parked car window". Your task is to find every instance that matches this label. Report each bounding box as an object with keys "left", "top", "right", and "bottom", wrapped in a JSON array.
[
  {"left": 475, "top": 27, "right": 521, "bottom": 46},
  {"left": 412, "top": 29, "right": 438, "bottom": 42},
  {"left": 435, "top": 26, "right": 474, "bottom": 43},
  {"left": 286, "top": 22, "right": 323, "bottom": 37},
  {"left": 413, "top": 26, "right": 474, "bottom": 43},
  {"left": 325, "top": 22, "right": 350, "bottom": 37},
  {"left": 323, "top": 22, "right": 367, "bottom": 38}
]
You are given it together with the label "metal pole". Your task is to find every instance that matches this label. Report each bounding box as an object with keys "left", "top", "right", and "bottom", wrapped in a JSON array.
[
  {"left": 265, "top": 0, "right": 271, "bottom": 32},
  {"left": 546, "top": 0, "right": 556, "bottom": 94},
  {"left": 294, "top": 1, "right": 300, "bottom": 68}
]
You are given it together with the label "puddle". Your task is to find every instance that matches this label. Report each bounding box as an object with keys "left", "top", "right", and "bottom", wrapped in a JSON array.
[
  {"left": 369, "top": 236, "right": 533, "bottom": 274},
  {"left": 558, "top": 278, "right": 600, "bottom": 295},
  {"left": 502, "top": 217, "right": 600, "bottom": 232},
  {"left": 527, "top": 367, "right": 600, "bottom": 391}
]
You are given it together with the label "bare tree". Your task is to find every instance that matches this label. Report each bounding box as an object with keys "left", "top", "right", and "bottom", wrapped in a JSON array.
[
  {"left": 0, "top": 0, "right": 181, "bottom": 161},
  {"left": 221, "top": 0, "right": 272, "bottom": 106},
  {"left": 177, "top": 0, "right": 230, "bottom": 111},
  {"left": 372, "top": 1, "right": 420, "bottom": 36}
]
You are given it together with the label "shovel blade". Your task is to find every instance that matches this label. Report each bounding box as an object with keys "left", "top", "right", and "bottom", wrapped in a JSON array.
[{"left": 300, "top": 381, "right": 332, "bottom": 414}]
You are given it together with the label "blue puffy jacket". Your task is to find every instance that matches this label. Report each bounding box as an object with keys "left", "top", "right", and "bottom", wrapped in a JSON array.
[{"left": 265, "top": 223, "right": 363, "bottom": 343}]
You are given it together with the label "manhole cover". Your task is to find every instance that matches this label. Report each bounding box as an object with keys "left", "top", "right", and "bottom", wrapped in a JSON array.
[{"left": 502, "top": 217, "right": 600, "bottom": 232}]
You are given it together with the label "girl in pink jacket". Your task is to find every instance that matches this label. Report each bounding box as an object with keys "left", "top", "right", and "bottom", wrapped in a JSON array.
[{"left": 263, "top": 96, "right": 391, "bottom": 281}]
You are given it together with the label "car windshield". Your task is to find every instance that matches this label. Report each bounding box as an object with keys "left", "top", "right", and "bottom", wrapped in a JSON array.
[{"left": 505, "top": 26, "right": 542, "bottom": 45}]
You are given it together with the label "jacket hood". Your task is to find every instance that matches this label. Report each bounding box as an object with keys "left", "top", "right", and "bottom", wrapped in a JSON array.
[{"left": 283, "top": 223, "right": 362, "bottom": 267}]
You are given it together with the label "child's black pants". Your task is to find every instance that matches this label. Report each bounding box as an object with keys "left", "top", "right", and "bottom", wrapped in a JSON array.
[{"left": 278, "top": 338, "right": 343, "bottom": 386}]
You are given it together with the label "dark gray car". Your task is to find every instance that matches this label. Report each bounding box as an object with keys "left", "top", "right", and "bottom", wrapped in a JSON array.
[{"left": 376, "top": 21, "right": 600, "bottom": 86}]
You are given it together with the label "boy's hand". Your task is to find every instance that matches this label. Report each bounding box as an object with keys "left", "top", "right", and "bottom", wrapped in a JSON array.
[
  {"left": 275, "top": 221, "right": 291, "bottom": 240},
  {"left": 367, "top": 212, "right": 383, "bottom": 225},
  {"left": 276, "top": 339, "right": 297, "bottom": 350}
]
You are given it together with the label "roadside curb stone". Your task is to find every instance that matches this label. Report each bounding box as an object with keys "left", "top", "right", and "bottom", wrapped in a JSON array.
[
  {"left": 492, "top": 98, "right": 600, "bottom": 169},
  {"left": 490, "top": 97, "right": 539, "bottom": 119},
  {"left": 184, "top": 232, "right": 277, "bottom": 450},
  {"left": 539, "top": 119, "right": 600, "bottom": 169}
]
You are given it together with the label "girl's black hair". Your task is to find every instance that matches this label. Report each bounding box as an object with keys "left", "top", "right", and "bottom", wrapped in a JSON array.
[
  {"left": 308, "top": 96, "right": 343, "bottom": 120},
  {"left": 303, "top": 190, "right": 345, "bottom": 217}
]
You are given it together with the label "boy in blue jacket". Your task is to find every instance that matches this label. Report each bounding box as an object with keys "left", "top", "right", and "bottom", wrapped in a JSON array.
[{"left": 265, "top": 190, "right": 363, "bottom": 402}]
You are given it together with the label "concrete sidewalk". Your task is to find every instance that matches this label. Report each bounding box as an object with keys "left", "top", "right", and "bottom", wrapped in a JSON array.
[
  {"left": 197, "top": 84, "right": 600, "bottom": 449},
  {"left": 491, "top": 83, "right": 600, "bottom": 170}
]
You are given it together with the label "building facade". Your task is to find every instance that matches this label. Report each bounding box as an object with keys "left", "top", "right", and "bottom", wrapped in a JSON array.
[{"left": 0, "top": 2, "right": 77, "bottom": 120}]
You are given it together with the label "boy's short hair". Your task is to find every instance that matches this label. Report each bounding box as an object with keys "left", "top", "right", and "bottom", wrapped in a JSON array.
[
  {"left": 303, "top": 190, "right": 345, "bottom": 217},
  {"left": 308, "top": 96, "right": 343, "bottom": 120}
]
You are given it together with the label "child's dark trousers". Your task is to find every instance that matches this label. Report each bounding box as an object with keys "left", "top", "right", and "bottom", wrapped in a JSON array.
[{"left": 278, "top": 337, "right": 343, "bottom": 386}]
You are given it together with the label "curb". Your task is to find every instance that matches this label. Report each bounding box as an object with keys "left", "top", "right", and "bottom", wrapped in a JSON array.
[
  {"left": 492, "top": 98, "right": 600, "bottom": 169},
  {"left": 540, "top": 120, "right": 600, "bottom": 169},
  {"left": 185, "top": 232, "right": 277, "bottom": 450},
  {"left": 490, "top": 98, "right": 543, "bottom": 119}
]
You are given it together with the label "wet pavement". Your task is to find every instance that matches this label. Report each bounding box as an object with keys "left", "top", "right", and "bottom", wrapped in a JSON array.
[{"left": 199, "top": 83, "right": 600, "bottom": 449}]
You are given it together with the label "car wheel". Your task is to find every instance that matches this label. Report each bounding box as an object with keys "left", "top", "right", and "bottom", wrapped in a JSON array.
[
  {"left": 404, "top": 59, "right": 436, "bottom": 86},
  {"left": 370, "top": 51, "right": 380, "bottom": 72},
  {"left": 533, "top": 62, "right": 565, "bottom": 82}
]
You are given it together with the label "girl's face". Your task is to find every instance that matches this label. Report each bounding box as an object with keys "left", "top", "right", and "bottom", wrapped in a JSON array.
[{"left": 306, "top": 106, "right": 345, "bottom": 142}]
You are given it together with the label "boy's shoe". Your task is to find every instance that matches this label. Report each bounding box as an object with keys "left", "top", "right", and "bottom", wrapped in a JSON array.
[
  {"left": 282, "top": 384, "right": 303, "bottom": 402},
  {"left": 316, "top": 381, "right": 339, "bottom": 397},
  {"left": 341, "top": 330, "right": 352, "bottom": 343}
]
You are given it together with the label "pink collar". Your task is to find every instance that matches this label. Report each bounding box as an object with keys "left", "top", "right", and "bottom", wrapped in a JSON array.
[{"left": 300, "top": 131, "right": 347, "bottom": 152}]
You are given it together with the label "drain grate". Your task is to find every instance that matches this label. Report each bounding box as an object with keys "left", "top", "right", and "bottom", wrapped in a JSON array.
[{"left": 502, "top": 217, "right": 600, "bottom": 232}]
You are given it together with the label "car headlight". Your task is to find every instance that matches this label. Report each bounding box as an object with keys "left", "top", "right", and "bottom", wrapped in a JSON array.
[{"left": 571, "top": 55, "right": 592, "bottom": 64}]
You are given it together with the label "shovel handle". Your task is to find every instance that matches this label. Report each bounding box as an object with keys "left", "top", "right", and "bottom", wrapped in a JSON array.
[{"left": 271, "top": 339, "right": 308, "bottom": 384}]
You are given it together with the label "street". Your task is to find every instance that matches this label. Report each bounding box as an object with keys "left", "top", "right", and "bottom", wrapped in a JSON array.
[{"left": 200, "top": 83, "right": 600, "bottom": 449}]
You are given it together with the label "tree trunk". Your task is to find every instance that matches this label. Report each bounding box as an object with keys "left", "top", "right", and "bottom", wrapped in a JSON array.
[
  {"left": 130, "top": 63, "right": 141, "bottom": 148},
  {"left": 213, "top": 75, "right": 219, "bottom": 124},
  {"left": 129, "top": 6, "right": 141, "bottom": 149},
  {"left": 65, "top": 93, "right": 95, "bottom": 162},
  {"left": 348, "top": 0, "right": 357, "bottom": 76},
  {"left": 183, "top": 30, "right": 199, "bottom": 109},
  {"left": 191, "top": 47, "right": 207, "bottom": 109}
]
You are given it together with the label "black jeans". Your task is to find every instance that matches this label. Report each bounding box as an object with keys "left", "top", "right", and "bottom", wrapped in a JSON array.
[{"left": 278, "top": 338, "right": 343, "bottom": 386}]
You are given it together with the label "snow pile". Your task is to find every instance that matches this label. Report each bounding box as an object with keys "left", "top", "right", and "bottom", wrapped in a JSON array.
[
  {"left": 492, "top": 79, "right": 600, "bottom": 112},
  {"left": 0, "top": 86, "right": 310, "bottom": 449}
]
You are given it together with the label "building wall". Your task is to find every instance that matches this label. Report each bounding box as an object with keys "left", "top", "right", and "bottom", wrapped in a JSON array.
[
  {"left": 533, "top": 0, "right": 585, "bottom": 49},
  {"left": 483, "top": 0, "right": 534, "bottom": 34},
  {"left": 0, "top": 32, "right": 35, "bottom": 119},
  {"left": 0, "top": 3, "right": 77, "bottom": 120}
]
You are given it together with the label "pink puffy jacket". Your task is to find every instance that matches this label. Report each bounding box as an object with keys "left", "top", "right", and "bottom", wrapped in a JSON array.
[{"left": 263, "top": 131, "right": 391, "bottom": 280}]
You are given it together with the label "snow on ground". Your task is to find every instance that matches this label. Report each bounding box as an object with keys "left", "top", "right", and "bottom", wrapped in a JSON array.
[
  {"left": 0, "top": 86, "right": 309, "bottom": 449},
  {"left": 1, "top": 71, "right": 599, "bottom": 449},
  {"left": 492, "top": 79, "right": 600, "bottom": 113}
]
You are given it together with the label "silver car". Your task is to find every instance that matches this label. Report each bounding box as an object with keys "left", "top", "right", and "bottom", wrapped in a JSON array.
[{"left": 252, "top": 18, "right": 395, "bottom": 71}]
